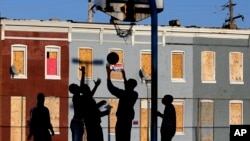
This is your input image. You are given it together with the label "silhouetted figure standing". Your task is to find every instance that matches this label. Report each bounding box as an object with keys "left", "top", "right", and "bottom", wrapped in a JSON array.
[
  {"left": 68, "top": 66, "right": 86, "bottom": 141},
  {"left": 28, "top": 93, "right": 55, "bottom": 141},
  {"left": 106, "top": 64, "right": 138, "bottom": 141},
  {"left": 157, "top": 95, "right": 176, "bottom": 141}
]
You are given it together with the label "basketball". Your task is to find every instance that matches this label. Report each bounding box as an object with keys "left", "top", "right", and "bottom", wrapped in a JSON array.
[{"left": 107, "top": 52, "right": 119, "bottom": 64}]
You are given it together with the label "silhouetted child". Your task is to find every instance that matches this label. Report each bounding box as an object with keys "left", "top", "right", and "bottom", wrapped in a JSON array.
[
  {"left": 28, "top": 93, "right": 55, "bottom": 141},
  {"left": 106, "top": 64, "right": 138, "bottom": 141},
  {"left": 81, "top": 79, "right": 110, "bottom": 141},
  {"left": 79, "top": 67, "right": 110, "bottom": 141},
  {"left": 69, "top": 66, "right": 86, "bottom": 141},
  {"left": 69, "top": 66, "right": 110, "bottom": 141},
  {"left": 157, "top": 94, "right": 176, "bottom": 141}
]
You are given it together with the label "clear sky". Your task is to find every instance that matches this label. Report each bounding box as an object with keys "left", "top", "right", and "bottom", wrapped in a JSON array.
[{"left": 0, "top": 0, "right": 249, "bottom": 29}]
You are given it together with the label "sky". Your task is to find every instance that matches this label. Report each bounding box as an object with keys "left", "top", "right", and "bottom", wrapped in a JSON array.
[{"left": 0, "top": 0, "right": 249, "bottom": 29}]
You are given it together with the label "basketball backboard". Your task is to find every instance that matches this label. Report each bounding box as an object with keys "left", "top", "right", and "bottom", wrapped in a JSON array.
[{"left": 94, "top": 0, "right": 163, "bottom": 22}]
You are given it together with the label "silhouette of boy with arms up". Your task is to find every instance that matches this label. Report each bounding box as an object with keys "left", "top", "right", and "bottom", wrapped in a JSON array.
[
  {"left": 157, "top": 94, "right": 176, "bottom": 141},
  {"left": 106, "top": 64, "right": 138, "bottom": 141},
  {"left": 80, "top": 67, "right": 110, "bottom": 141},
  {"left": 68, "top": 66, "right": 86, "bottom": 141},
  {"left": 28, "top": 93, "right": 55, "bottom": 141},
  {"left": 69, "top": 66, "right": 110, "bottom": 141}
]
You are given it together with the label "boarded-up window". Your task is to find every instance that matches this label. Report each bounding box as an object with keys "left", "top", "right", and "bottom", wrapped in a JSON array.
[
  {"left": 230, "top": 101, "right": 243, "bottom": 125},
  {"left": 45, "top": 97, "right": 60, "bottom": 132},
  {"left": 230, "top": 52, "right": 243, "bottom": 83},
  {"left": 200, "top": 100, "right": 214, "bottom": 141},
  {"left": 140, "top": 99, "right": 151, "bottom": 141},
  {"left": 201, "top": 51, "right": 215, "bottom": 82},
  {"left": 172, "top": 52, "right": 184, "bottom": 80},
  {"left": 47, "top": 52, "right": 58, "bottom": 75},
  {"left": 108, "top": 99, "right": 119, "bottom": 133},
  {"left": 79, "top": 48, "right": 93, "bottom": 79},
  {"left": 10, "top": 96, "right": 26, "bottom": 141},
  {"left": 109, "top": 49, "right": 124, "bottom": 80},
  {"left": 140, "top": 51, "right": 151, "bottom": 79},
  {"left": 45, "top": 46, "right": 61, "bottom": 79},
  {"left": 11, "top": 45, "right": 27, "bottom": 78},
  {"left": 173, "top": 101, "right": 184, "bottom": 133}
]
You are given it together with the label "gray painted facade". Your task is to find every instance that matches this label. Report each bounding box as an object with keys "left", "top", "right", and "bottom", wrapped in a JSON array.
[{"left": 67, "top": 22, "right": 250, "bottom": 141}]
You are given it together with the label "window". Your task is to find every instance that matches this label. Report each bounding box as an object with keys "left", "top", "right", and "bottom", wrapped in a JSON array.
[
  {"left": 201, "top": 51, "right": 216, "bottom": 83},
  {"left": 45, "top": 97, "right": 60, "bottom": 133},
  {"left": 171, "top": 51, "right": 185, "bottom": 82},
  {"left": 140, "top": 50, "right": 151, "bottom": 79},
  {"left": 78, "top": 47, "right": 93, "bottom": 79},
  {"left": 230, "top": 100, "right": 243, "bottom": 125},
  {"left": 11, "top": 44, "right": 27, "bottom": 79},
  {"left": 109, "top": 49, "right": 124, "bottom": 80},
  {"left": 173, "top": 100, "right": 184, "bottom": 134},
  {"left": 199, "top": 100, "right": 214, "bottom": 141},
  {"left": 108, "top": 99, "right": 119, "bottom": 134},
  {"left": 229, "top": 52, "right": 243, "bottom": 84},
  {"left": 140, "top": 99, "right": 151, "bottom": 141},
  {"left": 10, "top": 96, "right": 26, "bottom": 141},
  {"left": 45, "top": 46, "right": 61, "bottom": 79}
]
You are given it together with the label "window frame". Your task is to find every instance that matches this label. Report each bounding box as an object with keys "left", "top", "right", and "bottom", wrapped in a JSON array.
[
  {"left": 109, "top": 48, "right": 124, "bottom": 81},
  {"left": 173, "top": 99, "right": 185, "bottom": 135},
  {"left": 201, "top": 51, "right": 216, "bottom": 83},
  {"left": 11, "top": 44, "right": 28, "bottom": 79},
  {"left": 171, "top": 51, "right": 185, "bottom": 82},
  {"left": 78, "top": 47, "right": 93, "bottom": 80},
  {"left": 229, "top": 100, "right": 243, "bottom": 125},
  {"left": 229, "top": 52, "right": 244, "bottom": 84},
  {"left": 140, "top": 50, "right": 152, "bottom": 81},
  {"left": 45, "top": 45, "right": 61, "bottom": 80}
]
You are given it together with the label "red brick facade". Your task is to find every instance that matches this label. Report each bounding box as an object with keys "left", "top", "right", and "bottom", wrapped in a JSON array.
[{"left": 0, "top": 29, "right": 69, "bottom": 141}]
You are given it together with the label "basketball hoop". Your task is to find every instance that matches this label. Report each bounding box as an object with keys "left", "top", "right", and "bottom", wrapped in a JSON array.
[{"left": 111, "top": 18, "right": 135, "bottom": 39}]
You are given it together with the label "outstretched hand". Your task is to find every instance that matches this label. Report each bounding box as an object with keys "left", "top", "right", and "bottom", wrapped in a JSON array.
[
  {"left": 98, "top": 100, "right": 107, "bottom": 106},
  {"left": 79, "top": 66, "right": 85, "bottom": 72},
  {"left": 94, "top": 78, "right": 101, "bottom": 86}
]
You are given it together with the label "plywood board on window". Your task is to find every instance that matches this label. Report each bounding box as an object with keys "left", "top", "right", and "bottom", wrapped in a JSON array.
[
  {"left": 202, "top": 51, "right": 215, "bottom": 81},
  {"left": 10, "top": 97, "right": 26, "bottom": 141},
  {"left": 200, "top": 101, "right": 214, "bottom": 141},
  {"left": 200, "top": 101, "right": 214, "bottom": 126},
  {"left": 13, "top": 51, "right": 24, "bottom": 75},
  {"left": 174, "top": 104, "right": 183, "bottom": 133},
  {"left": 45, "top": 97, "right": 60, "bottom": 132},
  {"left": 110, "top": 50, "right": 123, "bottom": 80},
  {"left": 79, "top": 48, "right": 93, "bottom": 79},
  {"left": 230, "top": 52, "right": 243, "bottom": 82},
  {"left": 172, "top": 53, "right": 183, "bottom": 79},
  {"left": 108, "top": 99, "right": 119, "bottom": 133},
  {"left": 141, "top": 52, "right": 151, "bottom": 79},
  {"left": 230, "top": 102, "right": 242, "bottom": 125},
  {"left": 140, "top": 100, "right": 150, "bottom": 141},
  {"left": 48, "top": 52, "right": 57, "bottom": 58}
]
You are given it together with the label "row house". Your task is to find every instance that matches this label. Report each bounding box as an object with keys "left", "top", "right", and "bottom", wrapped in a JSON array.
[{"left": 1, "top": 18, "right": 250, "bottom": 141}]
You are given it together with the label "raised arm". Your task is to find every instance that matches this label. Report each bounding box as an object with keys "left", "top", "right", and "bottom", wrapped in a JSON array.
[
  {"left": 79, "top": 66, "right": 85, "bottom": 88},
  {"left": 121, "top": 69, "right": 127, "bottom": 82},
  {"left": 106, "top": 64, "right": 123, "bottom": 98},
  {"left": 91, "top": 78, "right": 101, "bottom": 96}
]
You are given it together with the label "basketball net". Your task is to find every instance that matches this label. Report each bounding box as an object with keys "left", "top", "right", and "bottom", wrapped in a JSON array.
[{"left": 110, "top": 17, "right": 135, "bottom": 41}]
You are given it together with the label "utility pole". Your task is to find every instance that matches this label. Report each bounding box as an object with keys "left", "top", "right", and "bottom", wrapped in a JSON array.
[
  {"left": 222, "top": 0, "right": 244, "bottom": 29},
  {"left": 88, "top": 0, "right": 93, "bottom": 22}
]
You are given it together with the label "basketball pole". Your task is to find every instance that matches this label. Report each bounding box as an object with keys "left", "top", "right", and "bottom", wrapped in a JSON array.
[{"left": 149, "top": 0, "right": 158, "bottom": 141}]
